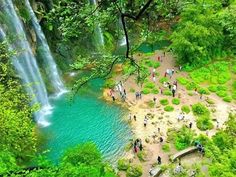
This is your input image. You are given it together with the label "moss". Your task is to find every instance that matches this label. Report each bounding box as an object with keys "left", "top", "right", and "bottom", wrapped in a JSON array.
[
  {"left": 216, "top": 90, "right": 227, "bottom": 97},
  {"left": 147, "top": 101, "right": 155, "bottom": 108},
  {"left": 160, "top": 99, "right": 169, "bottom": 106},
  {"left": 208, "top": 85, "right": 217, "bottom": 92},
  {"left": 172, "top": 98, "right": 180, "bottom": 105},
  {"left": 164, "top": 105, "right": 174, "bottom": 112}
]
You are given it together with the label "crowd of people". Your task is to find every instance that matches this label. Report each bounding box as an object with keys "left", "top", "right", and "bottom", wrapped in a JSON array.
[{"left": 133, "top": 138, "right": 143, "bottom": 153}]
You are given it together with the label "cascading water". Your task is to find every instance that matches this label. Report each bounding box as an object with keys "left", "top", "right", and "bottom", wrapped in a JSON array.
[
  {"left": 25, "top": 0, "right": 67, "bottom": 97},
  {"left": 0, "top": 0, "right": 52, "bottom": 126},
  {"left": 90, "top": 0, "right": 104, "bottom": 46}
]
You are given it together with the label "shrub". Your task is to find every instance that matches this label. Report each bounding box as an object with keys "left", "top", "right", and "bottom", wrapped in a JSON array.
[
  {"left": 144, "top": 82, "right": 155, "bottom": 89},
  {"left": 163, "top": 90, "right": 172, "bottom": 96},
  {"left": 196, "top": 115, "right": 213, "bottom": 130},
  {"left": 186, "top": 82, "right": 197, "bottom": 90},
  {"left": 123, "top": 63, "right": 136, "bottom": 75},
  {"left": 232, "top": 81, "right": 236, "bottom": 90},
  {"left": 174, "top": 127, "right": 194, "bottom": 150},
  {"left": 223, "top": 96, "right": 232, "bottom": 102},
  {"left": 151, "top": 88, "right": 159, "bottom": 94},
  {"left": 162, "top": 144, "right": 170, "bottom": 152},
  {"left": 192, "top": 103, "right": 210, "bottom": 116},
  {"left": 177, "top": 77, "right": 188, "bottom": 85},
  {"left": 104, "top": 79, "right": 115, "bottom": 88},
  {"left": 217, "top": 85, "right": 227, "bottom": 91},
  {"left": 198, "top": 87, "right": 210, "bottom": 95},
  {"left": 232, "top": 65, "right": 236, "bottom": 74},
  {"left": 129, "top": 88, "right": 135, "bottom": 93},
  {"left": 160, "top": 99, "right": 169, "bottom": 106},
  {"left": 142, "top": 88, "right": 151, "bottom": 94},
  {"left": 181, "top": 105, "right": 190, "bottom": 114},
  {"left": 208, "top": 85, "right": 217, "bottom": 92},
  {"left": 164, "top": 105, "right": 174, "bottom": 112},
  {"left": 126, "top": 165, "right": 143, "bottom": 177},
  {"left": 147, "top": 101, "right": 155, "bottom": 108},
  {"left": 159, "top": 77, "right": 168, "bottom": 84},
  {"left": 172, "top": 98, "right": 180, "bottom": 105},
  {"left": 206, "top": 98, "right": 215, "bottom": 104},
  {"left": 216, "top": 90, "right": 227, "bottom": 97},
  {"left": 117, "top": 159, "right": 130, "bottom": 171},
  {"left": 137, "top": 151, "right": 147, "bottom": 162}
]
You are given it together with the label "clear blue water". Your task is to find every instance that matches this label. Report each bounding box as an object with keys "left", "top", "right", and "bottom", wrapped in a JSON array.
[{"left": 40, "top": 81, "right": 132, "bottom": 163}]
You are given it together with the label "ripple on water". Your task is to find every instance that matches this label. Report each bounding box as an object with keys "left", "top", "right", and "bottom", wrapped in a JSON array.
[{"left": 40, "top": 93, "right": 132, "bottom": 164}]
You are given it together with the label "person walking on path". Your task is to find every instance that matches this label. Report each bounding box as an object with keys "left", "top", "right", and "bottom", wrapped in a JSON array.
[
  {"left": 133, "top": 115, "right": 137, "bottom": 121},
  {"left": 157, "top": 156, "right": 162, "bottom": 165},
  {"left": 172, "top": 88, "right": 176, "bottom": 97},
  {"left": 160, "top": 87, "right": 163, "bottom": 95},
  {"left": 144, "top": 116, "right": 148, "bottom": 127}
]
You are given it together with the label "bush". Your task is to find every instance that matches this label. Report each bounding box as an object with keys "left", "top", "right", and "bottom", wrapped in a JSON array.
[
  {"left": 159, "top": 77, "right": 168, "bottom": 84},
  {"left": 198, "top": 87, "right": 210, "bottom": 95},
  {"left": 163, "top": 90, "right": 172, "bottom": 96},
  {"left": 147, "top": 101, "right": 155, "bottom": 108},
  {"left": 129, "top": 88, "right": 135, "bottom": 93},
  {"left": 126, "top": 165, "right": 143, "bottom": 177},
  {"left": 162, "top": 144, "right": 170, "bottom": 152},
  {"left": 151, "top": 88, "right": 159, "bottom": 94},
  {"left": 186, "top": 82, "right": 197, "bottom": 90},
  {"left": 144, "top": 82, "right": 155, "bottom": 89},
  {"left": 173, "top": 127, "right": 194, "bottom": 150},
  {"left": 196, "top": 115, "right": 213, "bottom": 130},
  {"left": 164, "top": 105, "right": 174, "bottom": 112},
  {"left": 172, "top": 98, "right": 180, "bottom": 105},
  {"left": 123, "top": 63, "right": 136, "bottom": 75},
  {"left": 206, "top": 98, "right": 215, "bottom": 104},
  {"left": 177, "top": 77, "right": 188, "bottom": 85},
  {"left": 117, "top": 159, "right": 130, "bottom": 171},
  {"left": 223, "top": 96, "right": 232, "bottom": 102},
  {"left": 208, "top": 85, "right": 217, "bottom": 92},
  {"left": 104, "top": 79, "right": 115, "bottom": 88},
  {"left": 160, "top": 99, "right": 169, "bottom": 106},
  {"left": 216, "top": 90, "right": 227, "bottom": 97},
  {"left": 142, "top": 88, "right": 151, "bottom": 94},
  {"left": 192, "top": 103, "right": 210, "bottom": 116},
  {"left": 137, "top": 151, "right": 147, "bottom": 162},
  {"left": 181, "top": 105, "right": 190, "bottom": 114}
]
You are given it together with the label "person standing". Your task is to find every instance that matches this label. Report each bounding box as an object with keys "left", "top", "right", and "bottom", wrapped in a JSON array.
[
  {"left": 144, "top": 116, "right": 148, "bottom": 127},
  {"left": 133, "top": 115, "right": 137, "bottom": 121},
  {"left": 189, "top": 122, "right": 193, "bottom": 129}
]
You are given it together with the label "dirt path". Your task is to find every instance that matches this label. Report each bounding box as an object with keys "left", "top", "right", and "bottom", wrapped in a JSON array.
[{"left": 103, "top": 50, "right": 235, "bottom": 177}]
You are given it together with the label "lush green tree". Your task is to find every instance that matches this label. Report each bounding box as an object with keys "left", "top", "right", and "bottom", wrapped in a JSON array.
[{"left": 0, "top": 41, "right": 37, "bottom": 164}]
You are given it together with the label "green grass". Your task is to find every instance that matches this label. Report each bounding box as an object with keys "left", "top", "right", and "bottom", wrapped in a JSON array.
[
  {"left": 129, "top": 88, "right": 135, "bottom": 93},
  {"left": 160, "top": 99, "right": 169, "bottom": 106},
  {"left": 164, "top": 105, "right": 174, "bottom": 112},
  {"left": 172, "top": 98, "right": 180, "bottom": 105},
  {"left": 147, "top": 101, "right": 155, "bottom": 108},
  {"left": 151, "top": 88, "right": 159, "bottom": 94},
  {"left": 196, "top": 115, "right": 214, "bottom": 130}
]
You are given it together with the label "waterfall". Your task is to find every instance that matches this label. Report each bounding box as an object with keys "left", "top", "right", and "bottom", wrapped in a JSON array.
[
  {"left": 0, "top": 0, "right": 52, "bottom": 127},
  {"left": 25, "top": 0, "right": 67, "bottom": 97},
  {"left": 90, "top": 0, "right": 104, "bottom": 46}
]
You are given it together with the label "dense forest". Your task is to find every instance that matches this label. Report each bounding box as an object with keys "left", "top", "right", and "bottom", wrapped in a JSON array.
[{"left": 0, "top": 0, "right": 236, "bottom": 176}]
